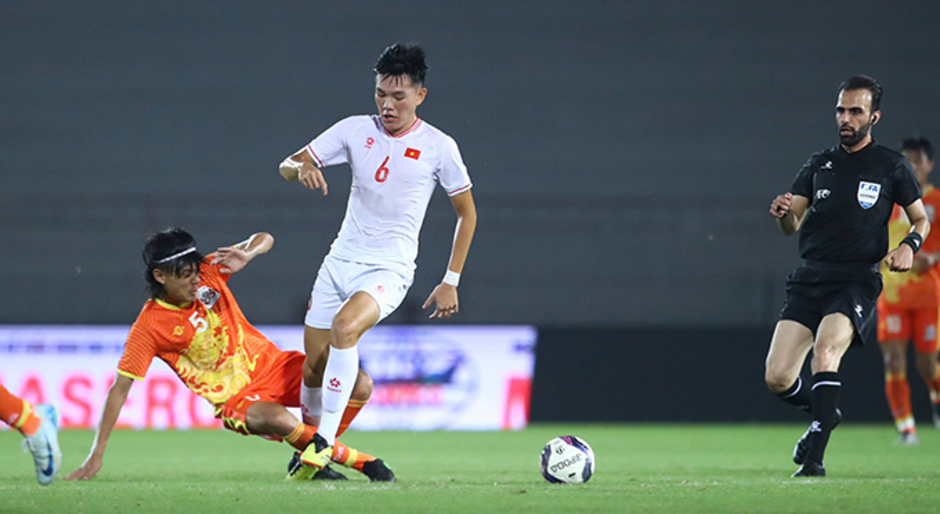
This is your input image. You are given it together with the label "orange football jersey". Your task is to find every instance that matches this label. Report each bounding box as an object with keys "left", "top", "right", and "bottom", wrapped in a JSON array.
[
  {"left": 118, "top": 258, "right": 284, "bottom": 406},
  {"left": 880, "top": 185, "right": 940, "bottom": 307}
]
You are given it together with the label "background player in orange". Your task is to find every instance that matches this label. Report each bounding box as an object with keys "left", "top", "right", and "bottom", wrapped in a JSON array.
[
  {"left": 877, "top": 136, "right": 940, "bottom": 444},
  {"left": 0, "top": 384, "right": 61, "bottom": 485},
  {"left": 65, "top": 228, "right": 394, "bottom": 482}
]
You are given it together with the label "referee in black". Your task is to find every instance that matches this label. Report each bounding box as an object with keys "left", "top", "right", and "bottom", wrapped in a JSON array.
[{"left": 765, "top": 75, "right": 929, "bottom": 477}]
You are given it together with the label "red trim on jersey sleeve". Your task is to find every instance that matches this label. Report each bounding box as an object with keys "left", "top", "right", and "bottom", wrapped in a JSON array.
[
  {"left": 447, "top": 183, "right": 473, "bottom": 196},
  {"left": 305, "top": 144, "right": 324, "bottom": 168}
]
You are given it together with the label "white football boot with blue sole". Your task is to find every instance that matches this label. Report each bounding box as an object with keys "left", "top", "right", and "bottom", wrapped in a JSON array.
[{"left": 22, "top": 404, "right": 62, "bottom": 485}]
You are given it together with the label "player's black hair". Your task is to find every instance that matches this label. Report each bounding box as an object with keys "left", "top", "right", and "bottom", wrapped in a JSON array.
[
  {"left": 142, "top": 227, "right": 204, "bottom": 298},
  {"left": 838, "top": 75, "right": 883, "bottom": 112},
  {"left": 374, "top": 43, "right": 428, "bottom": 87},
  {"left": 900, "top": 136, "right": 934, "bottom": 161}
]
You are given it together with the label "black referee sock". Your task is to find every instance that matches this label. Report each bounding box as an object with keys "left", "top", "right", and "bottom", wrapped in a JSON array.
[
  {"left": 774, "top": 376, "right": 812, "bottom": 415},
  {"left": 807, "top": 371, "right": 841, "bottom": 465}
]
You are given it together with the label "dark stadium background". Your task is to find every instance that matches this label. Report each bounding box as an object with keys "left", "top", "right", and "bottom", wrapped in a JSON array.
[{"left": 2, "top": 1, "right": 939, "bottom": 423}]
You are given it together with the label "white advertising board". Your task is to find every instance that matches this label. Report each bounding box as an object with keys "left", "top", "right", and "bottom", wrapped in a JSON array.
[{"left": 0, "top": 325, "right": 536, "bottom": 431}]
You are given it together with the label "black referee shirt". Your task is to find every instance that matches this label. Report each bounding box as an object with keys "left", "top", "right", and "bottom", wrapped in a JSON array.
[{"left": 789, "top": 142, "right": 921, "bottom": 264}]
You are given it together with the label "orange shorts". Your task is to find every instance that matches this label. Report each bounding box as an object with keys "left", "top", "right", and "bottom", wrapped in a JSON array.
[
  {"left": 215, "top": 350, "right": 305, "bottom": 439},
  {"left": 877, "top": 303, "right": 940, "bottom": 353}
]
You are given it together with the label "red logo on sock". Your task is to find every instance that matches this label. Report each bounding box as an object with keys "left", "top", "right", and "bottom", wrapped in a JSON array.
[{"left": 328, "top": 377, "right": 341, "bottom": 392}]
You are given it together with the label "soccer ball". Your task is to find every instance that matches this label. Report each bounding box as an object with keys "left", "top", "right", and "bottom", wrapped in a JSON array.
[{"left": 540, "top": 435, "right": 595, "bottom": 484}]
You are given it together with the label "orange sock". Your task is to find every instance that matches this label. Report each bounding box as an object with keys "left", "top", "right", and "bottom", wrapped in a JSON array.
[
  {"left": 330, "top": 398, "right": 373, "bottom": 471},
  {"left": 0, "top": 385, "right": 40, "bottom": 436},
  {"left": 331, "top": 440, "right": 375, "bottom": 471},
  {"left": 288, "top": 399, "right": 371, "bottom": 462},
  {"left": 284, "top": 422, "right": 317, "bottom": 451},
  {"left": 885, "top": 373, "right": 915, "bottom": 433},
  {"left": 336, "top": 399, "right": 367, "bottom": 438}
]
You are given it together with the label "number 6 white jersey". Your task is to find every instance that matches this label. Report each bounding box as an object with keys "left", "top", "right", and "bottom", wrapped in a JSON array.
[{"left": 305, "top": 115, "right": 473, "bottom": 272}]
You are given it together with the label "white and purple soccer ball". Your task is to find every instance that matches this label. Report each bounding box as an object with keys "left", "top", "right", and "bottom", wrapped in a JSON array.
[{"left": 540, "top": 435, "right": 595, "bottom": 484}]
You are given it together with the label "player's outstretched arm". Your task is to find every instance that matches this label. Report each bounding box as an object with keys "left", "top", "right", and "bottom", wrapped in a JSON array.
[
  {"left": 65, "top": 374, "right": 134, "bottom": 481},
  {"left": 424, "top": 190, "right": 477, "bottom": 319},
  {"left": 886, "top": 199, "right": 931, "bottom": 272},
  {"left": 769, "top": 193, "right": 809, "bottom": 235},
  {"left": 279, "top": 150, "right": 328, "bottom": 195},
  {"left": 212, "top": 232, "right": 275, "bottom": 274}
]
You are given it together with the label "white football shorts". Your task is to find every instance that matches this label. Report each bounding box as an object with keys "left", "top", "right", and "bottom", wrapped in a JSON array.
[{"left": 304, "top": 255, "right": 413, "bottom": 329}]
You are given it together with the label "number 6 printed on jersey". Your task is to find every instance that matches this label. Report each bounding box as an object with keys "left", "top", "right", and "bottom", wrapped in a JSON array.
[{"left": 375, "top": 156, "right": 390, "bottom": 183}]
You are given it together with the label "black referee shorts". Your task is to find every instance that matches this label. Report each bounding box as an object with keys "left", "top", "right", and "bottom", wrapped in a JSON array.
[{"left": 778, "top": 261, "right": 883, "bottom": 347}]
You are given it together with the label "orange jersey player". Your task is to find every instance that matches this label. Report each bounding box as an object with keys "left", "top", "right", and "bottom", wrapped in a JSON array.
[
  {"left": 65, "top": 228, "right": 394, "bottom": 482},
  {"left": 877, "top": 136, "right": 940, "bottom": 443}
]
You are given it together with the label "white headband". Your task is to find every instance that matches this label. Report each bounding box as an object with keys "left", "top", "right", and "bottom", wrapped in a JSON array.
[{"left": 155, "top": 247, "right": 197, "bottom": 264}]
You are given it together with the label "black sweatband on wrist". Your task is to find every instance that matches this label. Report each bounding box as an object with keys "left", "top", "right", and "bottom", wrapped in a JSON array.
[{"left": 901, "top": 232, "right": 924, "bottom": 253}]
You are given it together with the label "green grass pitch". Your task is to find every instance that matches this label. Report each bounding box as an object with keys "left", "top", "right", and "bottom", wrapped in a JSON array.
[{"left": 2, "top": 424, "right": 939, "bottom": 513}]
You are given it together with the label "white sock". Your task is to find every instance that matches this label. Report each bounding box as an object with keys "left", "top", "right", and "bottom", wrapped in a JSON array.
[
  {"left": 319, "top": 345, "right": 358, "bottom": 445},
  {"left": 300, "top": 385, "right": 322, "bottom": 427}
]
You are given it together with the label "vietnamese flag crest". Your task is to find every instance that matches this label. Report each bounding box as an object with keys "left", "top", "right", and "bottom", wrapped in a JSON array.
[{"left": 404, "top": 148, "right": 421, "bottom": 160}]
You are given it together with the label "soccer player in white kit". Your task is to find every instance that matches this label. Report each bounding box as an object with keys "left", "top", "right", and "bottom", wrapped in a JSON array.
[{"left": 278, "top": 43, "right": 478, "bottom": 479}]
